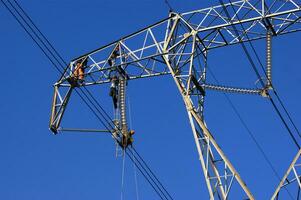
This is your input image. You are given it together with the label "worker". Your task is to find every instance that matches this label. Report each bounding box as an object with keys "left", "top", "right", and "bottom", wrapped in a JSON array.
[
  {"left": 117, "top": 66, "right": 130, "bottom": 81},
  {"left": 109, "top": 76, "right": 119, "bottom": 109},
  {"left": 108, "top": 45, "right": 120, "bottom": 66},
  {"left": 122, "top": 130, "right": 135, "bottom": 148},
  {"left": 73, "top": 57, "right": 88, "bottom": 84},
  {"left": 127, "top": 130, "right": 135, "bottom": 146}
]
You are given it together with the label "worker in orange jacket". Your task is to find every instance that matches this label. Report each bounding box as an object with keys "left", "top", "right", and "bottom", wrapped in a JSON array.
[{"left": 74, "top": 57, "right": 88, "bottom": 84}]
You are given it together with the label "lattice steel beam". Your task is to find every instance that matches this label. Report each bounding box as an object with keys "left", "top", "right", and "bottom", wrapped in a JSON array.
[{"left": 54, "top": 0, "right": 301, "bottom": 87}]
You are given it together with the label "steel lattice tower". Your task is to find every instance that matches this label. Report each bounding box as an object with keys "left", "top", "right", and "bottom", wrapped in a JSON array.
[{"left": 49, "top": 1, "right": 301, "bottom": 199}]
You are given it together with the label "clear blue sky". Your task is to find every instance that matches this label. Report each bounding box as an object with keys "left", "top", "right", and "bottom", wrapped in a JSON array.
[{"left": 1, "top": 0, "right": 301, "bottom": 199}]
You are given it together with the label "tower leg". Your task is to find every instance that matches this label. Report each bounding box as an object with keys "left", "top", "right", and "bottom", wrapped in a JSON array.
[
  {"left": 272, "top": 149, "right": 301, "bottom": 199},
  {"left": 161, "top": 23, "right": 254, "bottom": 198}
]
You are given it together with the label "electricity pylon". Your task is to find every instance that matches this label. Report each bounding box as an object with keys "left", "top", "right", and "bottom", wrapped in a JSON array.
[{"left": 49, "top": 1, "right": 301, "bottom": 199}]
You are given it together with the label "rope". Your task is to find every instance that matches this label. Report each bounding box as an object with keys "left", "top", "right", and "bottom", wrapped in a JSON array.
[
  {"left": 133, "top": 151, "right": 140, "bottom": 200},
  {"left": 121, "top": 151, "right": 126, "bottom": 200},
  {"left": 128, "top": 89, "right": 133, "bottom": 129}
]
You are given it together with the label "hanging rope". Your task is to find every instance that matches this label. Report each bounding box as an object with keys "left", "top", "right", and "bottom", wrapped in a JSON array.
[
  {"left": 133, "top": 151, "right": 140, "bottom": 200},
  {"left": 127, "top": 88, "right": 133, "bottom": 129},
  {"left": 120, "top": 151, "right": 126, "bottom": 200},
  {"left": 126, "top": 86, "right": 140, "bottom": 200}
]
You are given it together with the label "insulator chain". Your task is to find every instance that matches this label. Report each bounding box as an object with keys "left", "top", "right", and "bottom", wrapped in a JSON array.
[
  {"left": 119, "top": 78, "right": 127, "bottom": 134},
  {"left": 203, "top": 84, "right": 262, "bottom": 95},
  {"left": 266, "top": 28, "right": 272, "bottom": 88}
]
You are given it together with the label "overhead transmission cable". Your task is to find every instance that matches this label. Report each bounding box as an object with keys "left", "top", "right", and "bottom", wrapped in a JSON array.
[
  {"left": 218, "top": 0, "right": 301, "bottom": 149},
  {"left": 0, "top": 0, "right": 64, "bottom": 74},
  {"left": 10, "top": 0, "right": 70, "bottom": 79},
  {"left": 1, "top": 1, "right": 174, "bottom": 199}
]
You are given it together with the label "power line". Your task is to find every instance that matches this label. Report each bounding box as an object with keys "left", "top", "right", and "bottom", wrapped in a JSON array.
[
  {"left": 5, "top": 0, "right": 67, "bottom": 73},
  {"left": 0, "top": 0, "right": 63, "bottom": 74},
  {"left": 11, "top": 0, "right": 70, "bottom": 79}
]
